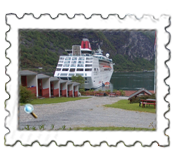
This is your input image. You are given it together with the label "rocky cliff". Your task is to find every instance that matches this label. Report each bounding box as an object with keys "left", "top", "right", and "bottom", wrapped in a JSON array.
[{"left": 19, "top": 30, "right": 156, "bottom": 74}]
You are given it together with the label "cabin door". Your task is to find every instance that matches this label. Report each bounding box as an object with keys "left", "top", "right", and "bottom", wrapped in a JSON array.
[
  {"left": 38, "top": 79, "right": 42, "bottom": 96},
  {"left": 21, "top": 76, "right": 27, "bottom": 87},
  {"left": 50, "top": 82, "right": 54, "bottom": 96}
]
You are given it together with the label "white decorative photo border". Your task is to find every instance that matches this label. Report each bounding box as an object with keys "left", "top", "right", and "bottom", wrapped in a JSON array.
[{"left": 5, "top": 14, "right": 170, "bottom": 146}]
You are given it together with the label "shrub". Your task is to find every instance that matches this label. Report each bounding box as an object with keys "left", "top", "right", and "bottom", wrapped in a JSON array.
[
  {"left": 105, "top": 90, "right": 111, "bottom": 94},
  {"left": 113, "top": 89, "right": 118, "bottom": 93},
  {"left": 19, "top": 85, "right": 35, "bottom": 103},
  {"left": 119, "top": 90, "right": 125, "bottom": 96},
  {"left": 72, "top": 75, "right": 85, "bottom": 88},
  {"left": 79, "top": 88, "right": 85, "bottom": 92},
  {"left": 130, "top": 93, "right": 156, "bottom": 103}
]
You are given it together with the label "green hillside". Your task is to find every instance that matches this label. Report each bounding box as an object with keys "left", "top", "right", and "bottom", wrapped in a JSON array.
[{"left": 19, "top": 30, "right": 155, "bottom": 75}]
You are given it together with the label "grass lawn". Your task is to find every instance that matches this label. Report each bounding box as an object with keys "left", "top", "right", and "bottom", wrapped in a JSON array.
[
  {"left": 20, "top": 97, "right": 91, "bottom": 105},
  {"left": 73, "top": 126, "right": 155, "bottom": 131},
  {"left": 22, "top": 125, "right": 155, "bottom": 131},
  {"left": 104, "top": 100, "right": 156, "bottom": 113}
]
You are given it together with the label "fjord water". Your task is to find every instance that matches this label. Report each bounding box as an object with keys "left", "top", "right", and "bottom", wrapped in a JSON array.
[{"left": 96, "top": 72, "right": 155, "bottom": 91}]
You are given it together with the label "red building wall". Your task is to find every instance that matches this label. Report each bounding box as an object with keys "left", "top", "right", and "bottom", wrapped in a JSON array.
[
  {"left": 74, "top": 91, "right": 78, "bottom": 97},
  {"left": 27, "top": 87, "right": 36, "bottom": 96},
  {"left": 53, "top": 89, "right": 59, "bottom": 97},
  {"left": 61, "top": 89, "right": 67, "bottom": 97},
  {"left": 68, "top": 90, "right": 73, "bottom": 97},
  {"left": 42, "top": 88, "right": 49, "bottom": 98}
]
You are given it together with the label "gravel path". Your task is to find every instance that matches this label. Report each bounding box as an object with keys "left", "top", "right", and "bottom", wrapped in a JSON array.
[{"left": 19, "top": 96, "right": 156, "bottom": 130}]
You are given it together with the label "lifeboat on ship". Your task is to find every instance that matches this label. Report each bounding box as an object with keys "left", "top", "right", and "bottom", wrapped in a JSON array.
[
  {"left": 103, "top": 66, "right": 111, "bottom": 68},
  {"left": 105, "top": 82, "right": 110, "bottom": 87}
]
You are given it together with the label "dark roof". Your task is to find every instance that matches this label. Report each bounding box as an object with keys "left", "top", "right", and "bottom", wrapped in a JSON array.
[
  {"left": 73, "top": 82, "right": 80, "bottom": 86},
  {"left": 67, "top": 81, "right": 73, "bottom": 85},
  {"left": 37, "top": 74, "right": 50, "bottom": 79},
  {"left": 59, "top": 79, "right": 67, "bottom": 83},
  {"left": 20, "top": 70, "right": 37, "bottom": 76},
  {"left": 50, "top": 77, "right": 59, "bottom": 82},
  {"left": 128, "top": 88, "right": 152, "bottom": 100}
]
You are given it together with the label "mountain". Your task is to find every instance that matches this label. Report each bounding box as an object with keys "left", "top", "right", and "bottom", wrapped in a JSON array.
[{"left": 19, "top": 30, "right": 156, "bottom": 75}]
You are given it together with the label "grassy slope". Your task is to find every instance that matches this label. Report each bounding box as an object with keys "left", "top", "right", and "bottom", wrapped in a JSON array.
[
  {"left": 104, "top": 100, "right": 156, "bottom": 113},
  {"left": 20, "top": 97, "right": 91, "bottom": 105},
  {"left": 19, "top": 30, "right": 155, "bottom": 74}
]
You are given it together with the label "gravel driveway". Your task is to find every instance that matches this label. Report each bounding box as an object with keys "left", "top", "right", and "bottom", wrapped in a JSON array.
[{"left": 19, "top": 96, "right": 156, "bottom": 130}]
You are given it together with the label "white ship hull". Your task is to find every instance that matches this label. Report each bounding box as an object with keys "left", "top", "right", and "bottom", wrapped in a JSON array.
[
  {"left": 84, "top": 65, "right": 113, "bottom": 89},
  {"left": 54, "top": 38, "right": 114, "bottom": 89}
]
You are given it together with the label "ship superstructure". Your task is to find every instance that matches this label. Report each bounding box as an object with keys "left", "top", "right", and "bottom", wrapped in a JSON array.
[{"left": 54, "top": 38, "right": 114, "bottom": 89}]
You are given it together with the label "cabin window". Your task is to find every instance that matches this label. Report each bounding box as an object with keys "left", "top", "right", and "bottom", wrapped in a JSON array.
[
  {"left": 62, "top": 68, "right": 69, "bottom": 71},
  {"left": 69, "top": 73, "right": 74, "bottom": 76},
  {"left": 76, "top": 73, "right": 84, "bottom": 76},
  {"left": 64, "top": 61, "right": 70, "bottom": 64},
  {"left": 72, "top": 57, "right": 77, "bottom": 60},
  {"left": 85, "top": 64, "right": 92, "bottom": 67},
  {"left": 71, "top": 61, "right": 77, "bottom": 63},
  {"left": 78, "top": 61, "right": 84, "bottom": 64},
  {"left": 63, "top": 64, "right": 69, "bottom": 67},
  {"left": 60, "top": 57, "right": 65, "bottom": 60},
  {"left": 85, "top": 68, "right": 92, "bottom": 71},
  {"left": 77, "top": 64, "right": 84, "bottom": 67},
  {"left": 57, "top": 64, "right": 62, "bottom": 67},
  {"left": 65, "top": 57, "right": 71, "bottom": 60},
  {"left": 71, "top": 64, "right": 76, "bottom": 67},
  {"left": 70, "top": 68, "right": 75, "bottom": 72},
  {"left": 86, "top": 57, "right": 93, "bottom": 60},
  {"left": 79, "top": 57, "right": 84, "bottom": 60},
  {"left": 86, "top": 61, "right": 92, "bottom": 63},
  {"left": 60, "top": 73, "right": 67, "bottom": 76},
  {"left": 60, "top": 77, "right": 68, "bottom": 80},
  {"left": 56, "top": 68, "right": 61, "bottom": 71},
  {"left": 77, "top": 68, "right": 84, "bottom": 71}
]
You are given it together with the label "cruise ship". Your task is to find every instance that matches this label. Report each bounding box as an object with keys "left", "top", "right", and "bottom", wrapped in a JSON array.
[{"left": 54, "top": 38, "right": 114, "bottom": 89}]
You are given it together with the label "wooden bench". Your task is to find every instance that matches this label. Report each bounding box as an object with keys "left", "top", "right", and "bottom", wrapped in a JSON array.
[
  {"left": 109, "top": 93, "right": 117, "bottom": 97},
  {"left": 95, "top": 93, "right": 104, "bottom": 97},
  {"left": 141, "top": 99, "right": 156, "bottom": 109}
]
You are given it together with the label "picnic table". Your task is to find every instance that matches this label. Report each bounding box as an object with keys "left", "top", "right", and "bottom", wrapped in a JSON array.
[
  {"left": 109, "top": 92, "right": 117, "bottom": 97},
  {"left": 95, "top": 93, "right": 104, "bottom": 97},
  {"left": 140, "top": 99, "right": 156, "bottom": 109}
]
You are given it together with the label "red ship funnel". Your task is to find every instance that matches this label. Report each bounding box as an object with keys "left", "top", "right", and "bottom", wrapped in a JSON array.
[{"left": 81, "top": 38, "right": 92, "bottom": 50}]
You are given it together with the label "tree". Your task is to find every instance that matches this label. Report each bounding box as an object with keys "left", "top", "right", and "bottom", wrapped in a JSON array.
[
  {"left": 19, "top": 85, "right": 35, "bottom": 103},
  {"left": 71, "top": 75, "right": 85, "bottom": 88}
]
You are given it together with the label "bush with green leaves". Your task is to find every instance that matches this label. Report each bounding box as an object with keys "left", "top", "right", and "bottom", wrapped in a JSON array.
[
  {"left": 130, "top": 93, "right": 156, "bottom": 103},
  {"left": 119, "top": 90, "right": 125, "bottom": 96},
  {"left": 79, "top": 88, "right": 85, "bottom": 92},
  {"left": 19, "top": 85, "right": 35, "bottom": 103},
  {"left": 106, "top": 90, "right": 111, "bottom": 93},
  {"left": 71, "top": 75, "right": 85, "bottom": 88}
]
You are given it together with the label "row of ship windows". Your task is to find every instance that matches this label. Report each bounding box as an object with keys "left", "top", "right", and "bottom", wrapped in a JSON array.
[
  {"left": 58, "top": 73, "right": 85, "bottom": 77},
  {"left": 59, "top": 61, "right": 93, "bottom": 64},
  {"left": 57, "top": 64, "right": 92, "bottom": 67},
  {"left": 59, "top": 57, "right": 93, "bottom": 61},
  {"left": 59, "top": 77, "right": 89, "bottom": 83},
  {"left": 57, "top": 68, "right": 93, "bottom": 72}
]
